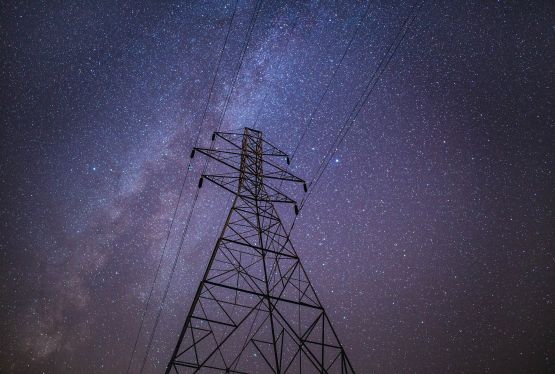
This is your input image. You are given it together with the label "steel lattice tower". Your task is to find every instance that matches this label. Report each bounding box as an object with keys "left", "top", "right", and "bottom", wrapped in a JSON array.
[{"left": 166, "top": 128, "right": 354, "bottom": 373}]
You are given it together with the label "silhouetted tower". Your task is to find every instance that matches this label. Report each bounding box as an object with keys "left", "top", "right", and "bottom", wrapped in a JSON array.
[{"left": 166, "top": 128, "right": 354, "bottom": 373}]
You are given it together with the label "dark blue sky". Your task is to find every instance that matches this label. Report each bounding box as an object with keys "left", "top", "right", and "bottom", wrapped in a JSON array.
[{"left": 1, "top": 1, "right": 554, "bottom": 373}]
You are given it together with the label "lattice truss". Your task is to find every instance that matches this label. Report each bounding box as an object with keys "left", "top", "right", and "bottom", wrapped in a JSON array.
[{"left": 166, "top": 128, "right": 355, "bottom": 373}]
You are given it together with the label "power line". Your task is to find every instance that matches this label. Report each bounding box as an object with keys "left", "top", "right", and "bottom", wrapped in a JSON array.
[
  {"left": 293, "top": 0, "right": 425, "bottom": 230},
  {"left": 216, "top": 0, "right": 264, "bottom": 133},
  {"left": 250, "top": 1, "right": 315, "bottom": 130},
  {"left": 124, "top": 1, "right": 239, "bottom": 373},
  {"left": 138, "top": 186, "right": 202, "bottom": 373},
  {"left": 137, "top": 1, "right": 264, "bottom": 372},
  {"left": 290, "top": 0, "right": 373, "bottom": 161},
  {"left": 273, "top": 0, "right": 371, "bottom": 197}
]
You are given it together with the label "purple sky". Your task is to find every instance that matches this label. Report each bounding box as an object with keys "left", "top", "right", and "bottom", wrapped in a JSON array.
[{"left": 1, "top": 1, "right": 554, "bottom": 373}]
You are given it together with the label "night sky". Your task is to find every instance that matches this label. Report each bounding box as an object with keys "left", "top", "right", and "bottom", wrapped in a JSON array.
[{"left": 1, "top": 1, "right": 554, "bottom": 373}]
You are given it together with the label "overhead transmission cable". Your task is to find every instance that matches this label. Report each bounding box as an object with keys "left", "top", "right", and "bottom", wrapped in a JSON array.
[
  {"left": 137, "top": 1, "right": 264, "bottom": 372},
  {"left": 250, "top": 1, "right": 314, "bottom": 130},
  {"left": 274, "top": 0, "right": 372, "bottom": 195},
  {"left": 215, "top": 0, "right": 264, "bottom": 132},
  {"left": 289, "top": 0, "right": 373, "bottom": 161},
  {"left": 125, "top": 0, "right": 238, "bottom": 373},
  {"left": 124, "top": 1, "right": 239, "bottom": 373},
  {"left": 291, "top": 0, "right": 425, "bottom": 231}
]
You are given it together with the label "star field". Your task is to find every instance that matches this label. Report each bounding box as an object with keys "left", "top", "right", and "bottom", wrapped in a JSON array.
[{"left": 1, "top": 1, "right": 554, "bottom": 373}]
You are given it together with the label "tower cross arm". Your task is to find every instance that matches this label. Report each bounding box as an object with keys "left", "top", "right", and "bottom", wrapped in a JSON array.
[{"left": 194, "top": 147, "right": 305, "bottom": 183}]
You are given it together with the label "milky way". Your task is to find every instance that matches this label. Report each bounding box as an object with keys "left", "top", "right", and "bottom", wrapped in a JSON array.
[{"left": 1, "top": 1, "right": 554, "bottom": 373}]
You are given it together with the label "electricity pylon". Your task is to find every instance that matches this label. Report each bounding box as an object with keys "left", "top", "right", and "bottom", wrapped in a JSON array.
[{"left": 166, "top": 128, "right": 354, "bottom": 373}]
